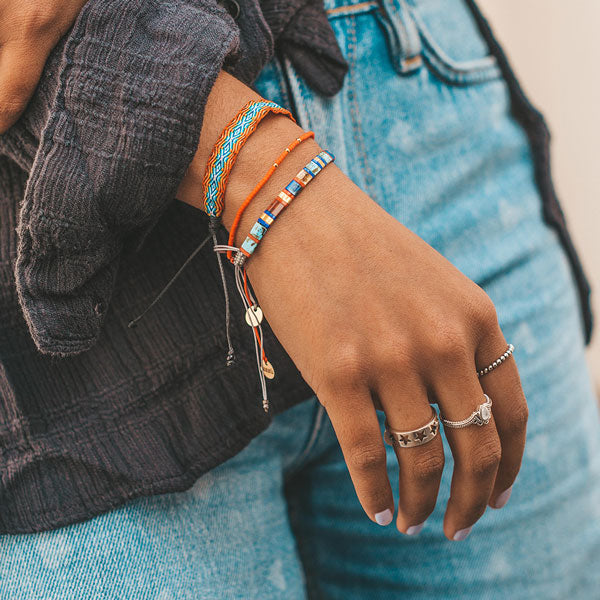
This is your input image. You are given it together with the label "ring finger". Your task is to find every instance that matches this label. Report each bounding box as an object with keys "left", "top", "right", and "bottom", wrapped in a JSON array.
[
  {"left": 475, "top": 339, "right": 528, "bottom": 508},
  {"left": 432, "top": 366, "right": 502, "bottom": 541}
]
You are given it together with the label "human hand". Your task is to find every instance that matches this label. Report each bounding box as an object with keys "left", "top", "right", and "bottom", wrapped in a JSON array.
[
  {"left": 218, "top": 127, "right": 528, "bottom": 541},
  {"left": 175, "top": 74, "right": 528, "bottom": 541},
  {"left": 0, "top": 0, "right": 88, "bottom": 133}
]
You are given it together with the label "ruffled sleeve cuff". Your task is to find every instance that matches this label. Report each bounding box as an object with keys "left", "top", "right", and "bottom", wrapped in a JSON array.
[{"left": 6, "top": 0, "right": 241, "bottom": 356}]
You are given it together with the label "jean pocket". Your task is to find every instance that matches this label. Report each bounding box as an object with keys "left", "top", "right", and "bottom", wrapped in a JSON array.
[
  {"left": 328, "top": 0, "right": 503, "bottom": 85},
  {"left": 405, "top": 0, "right": 502, "bottom": 85}
]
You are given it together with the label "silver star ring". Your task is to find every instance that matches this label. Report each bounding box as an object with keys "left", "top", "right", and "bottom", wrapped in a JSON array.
[{"left": 384, "top": 408, "right": 439, "bottom": 448}]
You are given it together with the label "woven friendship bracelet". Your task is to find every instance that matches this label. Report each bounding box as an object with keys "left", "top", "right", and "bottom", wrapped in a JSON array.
[
  {"left": 234, "top": 150, "right": 335, "bottom": 266},
  {"left": 202, "top": 100, "right": 295, "bottom": 218}
]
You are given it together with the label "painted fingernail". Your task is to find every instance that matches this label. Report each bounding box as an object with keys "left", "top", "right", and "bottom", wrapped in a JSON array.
[
  {"left": 491, "top": 486, "right": 513, "bottom": 509},
  {"left": 375, "top": 509, "right": 393, "bottom": 526},
  {"left": 453, "top": 526, "right": 472, "bottom": 541},
  {"left": 405, "top": 521, "right": 426, "bottom": 536}
]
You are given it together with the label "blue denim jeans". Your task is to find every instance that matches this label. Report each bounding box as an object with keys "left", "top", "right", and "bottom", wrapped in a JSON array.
[{"left": 1, "top": 0, "right": 599, "bottom": 598}]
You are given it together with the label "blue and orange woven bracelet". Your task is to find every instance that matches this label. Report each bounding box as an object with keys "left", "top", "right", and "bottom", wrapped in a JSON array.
[{"left": 202, "top": 99, "right": 295, "bottom": 219}]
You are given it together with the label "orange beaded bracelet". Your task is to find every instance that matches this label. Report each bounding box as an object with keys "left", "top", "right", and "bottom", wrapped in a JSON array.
[{"left": 226, "top": 130, "right": 315, "bottom": 263}]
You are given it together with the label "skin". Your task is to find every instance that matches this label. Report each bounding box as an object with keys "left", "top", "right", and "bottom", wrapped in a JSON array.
[
  {"left": 1, "top": 4, "right": 528, "bottom": 541},
  {"left": 0, "top": 0, "right": 89, "bottom": 133}
]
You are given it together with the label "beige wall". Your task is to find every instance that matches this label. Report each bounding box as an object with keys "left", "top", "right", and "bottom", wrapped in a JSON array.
[{"left": 477, "top": 0, "right": 600, "bottom": 383}]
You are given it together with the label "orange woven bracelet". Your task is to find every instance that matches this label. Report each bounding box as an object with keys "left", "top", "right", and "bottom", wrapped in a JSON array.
[
  {"left": 226, "top": 130, "right": 315, "bottom": 263},
  {"left": 202, "top": 100, "right": 295, "bottom": 218}
]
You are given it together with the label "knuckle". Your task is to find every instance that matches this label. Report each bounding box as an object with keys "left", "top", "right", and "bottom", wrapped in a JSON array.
[
  {"left": 375, "top": 336, "right": 416, "bottom": 373},
  {"left": 326, "top": 343, "right": 367, "bottom": 388},
  {"left": 468, "top": 438, "right": 502, "bottom": 479},
  {"left": 502, "top": 400, "right": 529, "bottom": 436},
  {"left": 472, "top": 293, "right": 499, "bottom": 331},
  {"left": 347, "top": 443, "right": 386, "bottom": 473},
  {"left": 410, "top": 449, "right": 445, "bottom": 484},
  {"left": 20, "top": 7, "right": 62, "bottom": 38},
  {"left": 428, "top": 319, "right": 470, "bottom": 364}
]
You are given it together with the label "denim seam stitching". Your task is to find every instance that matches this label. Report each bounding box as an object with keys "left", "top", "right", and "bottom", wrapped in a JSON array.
[
  {"left": 326, "top": 0, "right": 379, "bottom": 19},
  {"left": 346, "top": 14, "right": 377, "bottom": 197},
  {"left": 283, "top": 401, "right": 326, "bottom": 479}
]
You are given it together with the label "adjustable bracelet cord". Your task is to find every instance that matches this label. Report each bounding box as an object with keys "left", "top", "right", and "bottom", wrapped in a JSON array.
[
  {"left": 127, "top": 101, "right": 331, "bottom": 414},
  {"left": 201, "top": 99, "right": 295, "bottom": 370},
  {"left": 216, "top": 130, "right": 315, "bottom": 393},
  {"left": 209, "top": 215, "right": 235, "bottom": 365},
  {"left": 235, "top": 257, "right": 268, "bottom": 406},
  {"left": 214, "top": 149, "right": 336, "bottom": 412},
  {"left": 126, "top": 99, "right": 293, "bottom": 338}
]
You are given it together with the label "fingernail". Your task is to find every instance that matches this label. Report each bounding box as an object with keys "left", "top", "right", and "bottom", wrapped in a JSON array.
[
  {"left": 491, "top": 486, "right": 513, "bottom": 509},
  {"left": 375, "top": 509, "right": 393, "bottom": 526},
  {"left": 453, "top": 526, "right": 472, "bottom": 541},
  {"left": 405, "top": 521, "right": 426, "bottom": 536}
]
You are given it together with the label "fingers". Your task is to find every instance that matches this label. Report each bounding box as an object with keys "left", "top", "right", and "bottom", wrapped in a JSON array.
[
  {"left": 0, "top": 41, "right": 52, "bottom": 132},
  {"left": 376, "top": 375, "right": 444, "bottom": 535},
  {"left": 476, "top": 337, "right": 528, "bottom": 509},
  {"left": 317, "top": 383, "right": 395, "bottom": 526},
  {"left": 0, "top": 0, "right": 85, "bottom": 133},
  {"left": 433, "top": 364, "right": 502, "bottom": 541}
]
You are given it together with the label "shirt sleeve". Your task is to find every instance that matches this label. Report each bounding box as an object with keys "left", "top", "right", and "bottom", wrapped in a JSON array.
[{"left": 0, "top": 0, "right": 247, "bottom": 357}]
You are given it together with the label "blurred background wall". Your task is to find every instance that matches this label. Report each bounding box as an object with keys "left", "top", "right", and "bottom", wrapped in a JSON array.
[{"left": 477, "top": 0, "right": 600, "bottom": 386}]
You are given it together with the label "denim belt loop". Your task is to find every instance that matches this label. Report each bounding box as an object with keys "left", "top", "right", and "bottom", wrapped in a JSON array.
[{"left": 376, "top": 0, "right": 423, "bottom": 75}]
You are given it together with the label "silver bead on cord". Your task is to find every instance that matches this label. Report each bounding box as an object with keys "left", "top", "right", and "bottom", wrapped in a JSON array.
[{"left": 477, "top": 343, "right": 514, "bottom": 378}]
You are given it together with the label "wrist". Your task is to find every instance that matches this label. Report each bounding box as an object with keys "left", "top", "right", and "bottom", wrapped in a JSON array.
[
  {"left": 242, "top": 150, "right": 369, "bottom": 282},
  {"left": 221, "top": 115, "right": 318, "bottom": 232}
]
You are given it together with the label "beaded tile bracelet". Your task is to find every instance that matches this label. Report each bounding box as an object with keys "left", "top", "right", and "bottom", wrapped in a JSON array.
[
  {"left": 226, "top": 131, "right": 315, "bottom": 263},
  {"left": 233, "top": 150, "right": 335, "bottom": 266},
  {"left": 202, "top": 99, "right": 295, "bottom": 219}
]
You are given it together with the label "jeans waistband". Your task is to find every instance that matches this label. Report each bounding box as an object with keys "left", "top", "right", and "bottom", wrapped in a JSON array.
[{"left": 323, "top": 0, "right": 423, "bottom": 74}]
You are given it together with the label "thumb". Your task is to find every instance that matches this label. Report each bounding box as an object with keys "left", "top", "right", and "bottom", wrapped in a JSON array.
[{"left": 0, "top": 40, "right": 55, "bottom": 133}]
